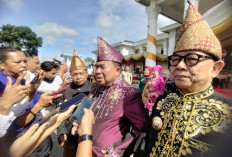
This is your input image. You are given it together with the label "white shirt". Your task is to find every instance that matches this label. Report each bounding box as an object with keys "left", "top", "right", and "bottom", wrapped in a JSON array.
[
  {"left": 27, "top": 71, "right": 63, "bottom": 95},
  {"left": 122, "top": 71, "right": 133, "bottom": 84},
  {"left": 87, "top": 68, "right": 93, "bottom": 75},
  {"left": 28, "top": 71, "right": 63, "bottom": 116},
  {"left": 0, "top": 98, "right": 31, "bottom": 138}
]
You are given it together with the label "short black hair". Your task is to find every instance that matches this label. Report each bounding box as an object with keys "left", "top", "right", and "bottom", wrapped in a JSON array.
[
  {"left": 0, "top": 46, "right": 21, "bottom": 62},
  {"left": 53, "top": 58, "right": 61, "bottom": 64},
  {"left": 112, "top": 61, "right": 122, "bottom": 72},
  {"left": 23, "top": 50, "right": 38, "bottom": 58},
  {"left": 41, "top": 61, "right": 58, "bottom": 72},
  {"left": 112, "top": 61, "right": 121, "bottom": 68}
]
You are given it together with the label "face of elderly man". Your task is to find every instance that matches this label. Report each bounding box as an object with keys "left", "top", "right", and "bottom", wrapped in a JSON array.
[
  {"left": 170, "top": 51, "right": 224, "bottom": 94},
  {"left": 71, "top": 69, "right": 88, "bottom": 86},
  {"left": 95, "top": 61, "right": 121, "bottom": 86}
]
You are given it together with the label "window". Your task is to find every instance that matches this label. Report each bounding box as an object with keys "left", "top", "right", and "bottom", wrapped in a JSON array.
[
  {"left": 135, "top": 49, "right": 139, "bottom": 54},
  {"left": 143, "top": 47, "right": 146, "bottom": 53}
]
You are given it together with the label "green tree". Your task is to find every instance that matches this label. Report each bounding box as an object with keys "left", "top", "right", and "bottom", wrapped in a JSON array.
[
  {"left": 0, "top": 24, "right": 42, "bottom": 53},
  {"left": 84, "top": 57, "right": 95, "bottom": 65}
]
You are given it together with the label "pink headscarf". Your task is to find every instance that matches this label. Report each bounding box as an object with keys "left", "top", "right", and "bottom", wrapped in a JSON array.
[
  {"left": 145, "top": 66, "right": 152, "bottom": 78},
  {"left": 152, "top": 65, "right": 162, "bottom": 74}
]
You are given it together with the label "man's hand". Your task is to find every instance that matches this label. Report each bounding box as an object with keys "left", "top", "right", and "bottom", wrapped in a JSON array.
[
  {"left": 60, "top": 64, "right": 68, "bottom": 73},
  {"left": 9, "top": 122, "right": 48, "bottom": 157},
  {"left": 46, "top": 105, "right": 76, "bottom": 129},
  {"left": 50, "top": 105, "right": 76, "bottom": 125},
  {"left": 63, "top": 77, "right": 71, "bottom": 85},
  {"left": 11, "top": 105, "right": 76, "bottom": 157},
  {"left": 37, "top": 91, "right": 62, "bottom": 109},
  {"left": 58, "top": 64, "right": 68, "bottom": 79},
  {"left": 26, "top": 71, "right": 44, "bottom": 101},
  {"left": 71, "top": 109, "right": 94, "bottom": 136},
  {"left": 0, "top": 72, "right": 30, "bottom": 115},
  {"left": 57, "top": 134, "right": 67, "bottom": 147},
  {"left": 79, "top": 108, "right": 94, "bottom": 135}
]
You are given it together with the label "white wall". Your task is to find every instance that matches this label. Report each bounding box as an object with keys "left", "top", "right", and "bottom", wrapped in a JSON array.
[{"left": 120, "top": 46, "right": 135, "bottom": 56}]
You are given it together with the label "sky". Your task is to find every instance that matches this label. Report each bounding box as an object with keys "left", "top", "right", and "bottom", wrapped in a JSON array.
[{"left": 0, "top": 0, "right": 175, "bottom": 63}]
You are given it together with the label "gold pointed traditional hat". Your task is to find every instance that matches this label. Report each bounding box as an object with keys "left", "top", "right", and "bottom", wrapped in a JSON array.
[
  {"left": 174, "top": 1, "right": 222, "bottom": 60},
  {"left": 70, "top": 50, "right": 87, "bottom": 71}
]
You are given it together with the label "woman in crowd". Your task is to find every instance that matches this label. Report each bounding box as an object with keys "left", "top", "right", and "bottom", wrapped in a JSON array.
[
  {"left": 138, "top": 66, "right": 152, "bottom": 94},
  {"left": 142, "top": 65, "right": 165, "bottom": 115}
]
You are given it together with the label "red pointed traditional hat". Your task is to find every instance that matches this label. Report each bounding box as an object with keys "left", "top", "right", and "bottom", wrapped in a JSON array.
[
  {"left": 97, "top": 36, "right": 123, "bottom": 63},
  {"left": 174, "top": 1, "right": 222, "bottom": 60},
  {"left": 70, "top": 50, "right": 87, "bottom": 71}
]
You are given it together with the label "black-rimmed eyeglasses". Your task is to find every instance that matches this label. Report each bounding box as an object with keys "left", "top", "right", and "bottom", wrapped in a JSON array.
[{"left": 168, "top": 53, "right": 215, "bottom": 67}]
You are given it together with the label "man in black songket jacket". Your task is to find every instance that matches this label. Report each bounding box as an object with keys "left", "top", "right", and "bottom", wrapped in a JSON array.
[
  {"left": 134, "top": 1, "right": 232, "bottom": 157},
  {"left": 57, "top": 50, "right": 92, "bottom": 157}
]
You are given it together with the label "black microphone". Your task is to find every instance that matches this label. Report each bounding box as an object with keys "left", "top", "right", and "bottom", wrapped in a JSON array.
[
  {"left": 70, "top": 96, "right": 95, "bottom": 124},
  {"left": 16, "top": 93, "right": 87, "bottom": 138}
]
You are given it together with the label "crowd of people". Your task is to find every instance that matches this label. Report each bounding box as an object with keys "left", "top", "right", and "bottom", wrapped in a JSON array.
[{"left": 0, "top": 2, "right": 232, "bottom": 157}]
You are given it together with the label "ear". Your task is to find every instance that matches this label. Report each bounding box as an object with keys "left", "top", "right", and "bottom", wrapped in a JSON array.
[
  {"left": 211, "top": 60, "right": 224, "bottom": 78},
  {"left": 115, "top": 67, "right": 121, "bottom": 77},
  {"left": 115, "top": 67, "right": 121, "bottom": 76},
  {"left": 0, "top": 61, "right": 4, "bottom": 71}
]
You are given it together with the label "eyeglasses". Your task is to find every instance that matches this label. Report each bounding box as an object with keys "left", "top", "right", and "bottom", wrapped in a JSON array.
[{"left": 168, "top": 53, "right": 214, "bottom": 67}]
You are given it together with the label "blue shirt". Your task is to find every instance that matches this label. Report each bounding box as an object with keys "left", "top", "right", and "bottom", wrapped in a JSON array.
[{"left": 0, "top": 72, "right": 40, "bottom": 134}]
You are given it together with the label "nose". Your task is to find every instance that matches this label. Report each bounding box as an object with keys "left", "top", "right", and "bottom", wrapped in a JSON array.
[
  {"left": 76, "top": 74, "right": 81, "bottom": 79},
  {"left": 21, "top": 61, "right": 27, "bottom": 68},
  {"left": 95, "top": 67, "right": 101, "bottom": 74},
  {"left": 176, "top": 57, "right": 187, "bottom": 70}
]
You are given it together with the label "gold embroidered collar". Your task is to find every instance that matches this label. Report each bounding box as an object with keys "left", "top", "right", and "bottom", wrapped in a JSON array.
[{"left": 180, "top": 85, "right": 214, "bottom": 101}]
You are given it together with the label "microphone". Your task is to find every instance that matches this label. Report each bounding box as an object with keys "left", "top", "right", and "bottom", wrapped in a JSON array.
[
  {"left": 16, "top": 93, "right": 87, "bottom": 138},
  {"left": 70, "top": 96, "right": 95, "bottom": 124}
]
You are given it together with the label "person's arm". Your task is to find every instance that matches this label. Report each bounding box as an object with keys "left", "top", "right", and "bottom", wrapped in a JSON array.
[
  {"left": 26, "top": 71, "right": 44, "bottom": 101},
  {"left": 0, "top": 98, "right": 32, "bottom": 138},
  {"left": 37, "top": 76, "right": 63, "bottom": 93},
  {"left": 17, "top": 91, "right": 62, "bottom": 127},
  {"left": 9, "top": 122, "right": 48, "bottom": 157},
  {"left": 28, "top": 105, "right": 76, "bottom": 155},
  {"left": 56, "top": 97, "right": 70, "bottom": 146},
  {"left": 58, "top": 64, "right": 68, "bottom": 81},
  {"left": 0, "top": 113, "right": 16, "bottom": 138},
  {"left": 0, "top": 73, "right": 30, "bottom": 115},
  {"left": 36, "top": 64, "right": 68, "bottom": 94},
  {"left": 76, "top": 109, "right": 94, "bottom": 157},
  {"left": 0, "top": 72, "right": 32, "bottom": 138},
  {"left": 9, "top": 105, "right": 76, "bottom": 157}
]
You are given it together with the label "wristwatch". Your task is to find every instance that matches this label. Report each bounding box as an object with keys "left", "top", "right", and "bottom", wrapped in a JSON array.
[{"left": 79, "top": 134, "right": 92, "bottom": 143}]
